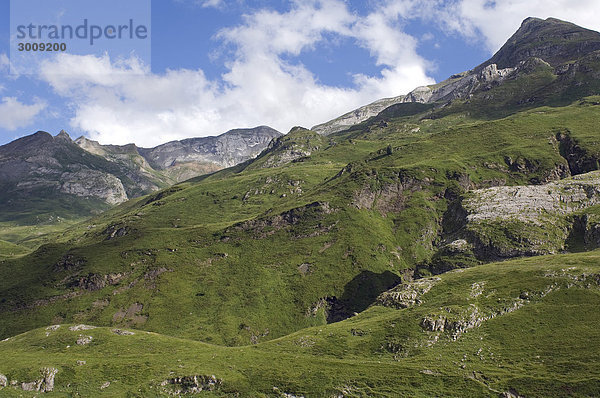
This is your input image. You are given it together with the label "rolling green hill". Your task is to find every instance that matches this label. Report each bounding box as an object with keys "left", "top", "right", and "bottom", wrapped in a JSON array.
[
  {"left": 0, "top": 251, "right": 599, "bottom": 396},
  {"left": 1, "top": 16, "right": 600, "bottom": 397}
]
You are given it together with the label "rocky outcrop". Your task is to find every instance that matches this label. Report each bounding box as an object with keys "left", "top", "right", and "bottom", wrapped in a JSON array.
[
  {"left": 160, "top": 375, "right": 222, "bottom": 394},
  {"left": 69, "top": 324, "right": 96, "bottom": 331},
  {"left": 112, "top": 328, "right": 135, "bottom": 335},
  {"left": 227, "top": 201, "right": 336, "bottom": 239},
  {"left": 21, "top": 367, "right": 57, "bottom": 393},
  {"left": 420, "top": 302, "right": 525, "bottom": 340},
  {"left": 66, "top": 273, "right": 128, "bottom": 291},
  {"left": 59, "top": 170, "right": 128, "bottom": 205},
  {"left": 250, "top": 127, "right": 324, "bottom": 168},
  {"left": 556, "top": 131, "right": 600, "bottom": 176},
  {"left": 464, "top": 171, "right": 600, "bottom": 224},
  {"left": 441, "top": 171, "right": 600, "bottom": 260},
  {"left": 76, "top": 335, "right": 93, "bottom": 345},
  {"left": 377, "top": 277, "right": 440, "bottom": 309}
]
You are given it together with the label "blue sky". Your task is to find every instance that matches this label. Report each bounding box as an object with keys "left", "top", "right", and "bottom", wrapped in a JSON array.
[{"left": 1, "top": 0, "right": 600, "bottom": 147}]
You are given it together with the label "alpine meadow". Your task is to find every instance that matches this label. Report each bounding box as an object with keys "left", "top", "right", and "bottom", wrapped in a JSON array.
[{"left": 1, "top": 16, "right": 600, "bottom": 397}]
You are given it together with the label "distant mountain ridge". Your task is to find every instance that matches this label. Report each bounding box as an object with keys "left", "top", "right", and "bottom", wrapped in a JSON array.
[
  {"left": 313, "top": 17, "right": 600, "bottom": 135},
  {"left": 0, "top": 126, "right": 281, "bottom": 223}
]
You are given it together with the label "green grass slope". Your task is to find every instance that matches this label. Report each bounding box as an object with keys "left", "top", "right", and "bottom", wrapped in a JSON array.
[
  {"left": 0, "top": 251, "right": 599, "bottom": 397},
  {"left": 2, "top": 99, "right": 600, "bottom": 346}
]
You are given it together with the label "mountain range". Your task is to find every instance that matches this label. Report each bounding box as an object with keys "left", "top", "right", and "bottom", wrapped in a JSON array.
[
  {"left": 0, "top": 126, "right": 281, "bottom": 224},
  {"left": 1, "top": 16, "right": 600, "bottom": 397}
]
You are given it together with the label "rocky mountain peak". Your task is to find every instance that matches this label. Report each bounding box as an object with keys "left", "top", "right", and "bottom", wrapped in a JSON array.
[
  {"left": 482, "top": 17, "right": 600, "bottom": 69},
  {"left": 56, "top": 130, "right": 72, "bottom": 141}
]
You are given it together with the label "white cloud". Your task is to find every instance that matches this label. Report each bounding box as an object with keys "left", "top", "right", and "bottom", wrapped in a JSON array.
[
  {"left": 38, "top": 0, "right": 435, "bottom": 147},
  {"left": 32, "top": 0, "right": 600, "bottom": 147},
  {"left": 173, "top": 0, "right": 225, "bottom": 9},
  {"left": 0, "top": 97, "right": 47, "bottom": 130},
  {"left": 382, "top": 0, "right": 600, "bottom": 52},
  {"left": 198, "top": 0, "right": 224, "bottom": 8},
  {"left": 0, "top": 53, "right": 8, "bottom": 71}
]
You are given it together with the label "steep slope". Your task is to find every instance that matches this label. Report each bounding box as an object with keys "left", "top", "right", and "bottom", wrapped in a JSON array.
[
  {"left": 313, "top": 17, "right": 600, "bottom": 134},
  {"left": 2, "top": 99, "right": 600, "bottom": 345},
  {"left": 0, "top": 127, "right": 281, "bottom": 230},
  {"left": 482, "top": 17, "right": 600, "bottom": 70},
  {"left": 0, "top": 131, "right": 157, "bottom": 224}
]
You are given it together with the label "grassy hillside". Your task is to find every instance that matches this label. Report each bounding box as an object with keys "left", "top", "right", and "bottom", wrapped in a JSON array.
[
  {"left": 3, "top": 18, "right": 600, "bottom": 393},
  {"left": 2, "top": 99, "right": 600, "bottom": 347},
  {"left": 0, "top": 251, "right": 599, "bottom": 397}
]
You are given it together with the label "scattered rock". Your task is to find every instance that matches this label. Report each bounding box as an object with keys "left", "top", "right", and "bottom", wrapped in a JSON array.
[
  {"left": 421, "top": 301, "right": 526, "bottom": 340},
  {"left": 500, "top": 389, "right": 524, "bottom": 398},
  {"left": 77, "top": 360, "right": 86, "bottom": 366},
  {"left": 76, "top": 335, "right": 93, "bottom": 345},
  {"left": 0, "top": 374, "right": 7, "bottom": 387},
  {"left": 112, "top": 329, "right": 135, "bottom": 336},
  {"left": 69, "top": 324, "right": 97, "bottom": 331},
  {"left": 45, "top": 325, "right": 61, "bottom": 336},
  {"left": 160, "top": 374, "right": 222, "bottom": 394},
  {"left": 470, "top": 282, "right": 486, "bottom": 298},
  {"left": 298, "top": 263, "right": 312, "bottom": 275},
  {"left": 100, "top": 381, "right": 111, "bottom": 389},
  {"left": 68, "top": 272, "right": 127, "bottom": 291},
  {"left": 103, "top": 224, "right": 132, "bottom": 240}
]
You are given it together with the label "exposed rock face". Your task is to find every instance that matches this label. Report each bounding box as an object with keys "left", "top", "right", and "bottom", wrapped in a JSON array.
[
  {"left": 160, "top": 375, "right": 222, "bottom": 394},
  {"left": 312, "top": 61, "right": 518, "bottom": 135},
  {"left": 464, "top": 171, "right": 600, "bottom": 224},
  {"left": 377, "top": 278, "right": 440, "bottom": 309},
  {"left": 0, "top": 131, "right": 148, "bottom": 211},
  {"left": 59, "top": 170, "right": 127, "bottom": 205},
  {"left": 138, "top": 126, "right": 282, "bottom": 170},
  {"left": 21, "top": 367, "right": 57, "bottom": 392},
  {"left": 444, "top": 171, "right": 600, "bottom": 259}
]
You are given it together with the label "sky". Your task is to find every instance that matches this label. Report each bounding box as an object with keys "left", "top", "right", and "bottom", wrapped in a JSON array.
[{"left": 2, "top": 0, "right": 600, "bottom": 147}]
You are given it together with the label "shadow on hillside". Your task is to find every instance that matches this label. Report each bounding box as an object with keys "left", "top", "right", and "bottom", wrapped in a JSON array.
[{"left": 327, "top": 270, "right": 401, "bottom": 323}]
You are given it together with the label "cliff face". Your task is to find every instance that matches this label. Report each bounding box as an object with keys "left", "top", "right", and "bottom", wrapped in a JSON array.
[{"left": 0, "top": 131, "right": 136, "bottom": 221}]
